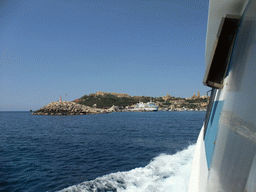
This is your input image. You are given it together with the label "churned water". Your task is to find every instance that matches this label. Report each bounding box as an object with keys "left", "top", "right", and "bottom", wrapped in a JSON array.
[{"left": 0, "top": 111, "right": 205, "bottom": 192}]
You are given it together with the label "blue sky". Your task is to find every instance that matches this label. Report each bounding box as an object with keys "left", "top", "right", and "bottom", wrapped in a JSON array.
[{"left": 1, "top": 0, "right": 209, "bottom": 111}]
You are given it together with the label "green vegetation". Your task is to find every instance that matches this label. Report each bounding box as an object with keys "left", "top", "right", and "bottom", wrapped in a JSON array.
[
  {"left": 186, "top": 98, "right": 208, "bottom": 103},
  {"left": 182, "top": 103, "right": 199, "bottom": 109},
  {"left": 76, "top": 94, "right": 152, "bottom": 108},
  {"left": 74, "top": 92, "right": 209, "bottom": 110}
]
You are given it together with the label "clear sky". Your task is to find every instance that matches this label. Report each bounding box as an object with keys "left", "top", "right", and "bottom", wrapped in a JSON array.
[{"left": 1, "top": 0, "right": 209, "bottom": 111}]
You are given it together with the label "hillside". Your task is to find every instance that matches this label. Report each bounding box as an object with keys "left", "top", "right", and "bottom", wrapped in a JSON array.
[
  {"left": 74, "top": 92, "right": 152, "bottom": 108},
  {"left": 74, "top": 91, "right": 209, "bottom": 110}
]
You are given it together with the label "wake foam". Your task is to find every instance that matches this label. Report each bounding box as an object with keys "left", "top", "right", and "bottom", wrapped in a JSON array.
[{"left": 59, "top": 144, "right": 195, "bottom": 192}]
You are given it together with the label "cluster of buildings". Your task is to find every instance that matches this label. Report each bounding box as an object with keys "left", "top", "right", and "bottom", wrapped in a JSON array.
[
  {"left": 186, "top": 91, "right": 209, "bottom": 100},
  {"left": 62, "top": 91, "right": 210, "bottom": 112},
  {"left": 89, "top": 92, "right": 131, "bottom": 98},
  {"left": 154, "top": 92, "right": 210, "bottom": 111}
]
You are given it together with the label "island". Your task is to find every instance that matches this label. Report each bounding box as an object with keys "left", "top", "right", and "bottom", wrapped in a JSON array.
[{"left": 31, "top": 91, "right": 209, "bottom": 115}]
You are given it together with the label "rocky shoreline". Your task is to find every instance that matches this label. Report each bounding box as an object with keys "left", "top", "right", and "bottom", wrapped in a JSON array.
[{"left": 31, "top": 101, "right": 118, "bottom": 115}]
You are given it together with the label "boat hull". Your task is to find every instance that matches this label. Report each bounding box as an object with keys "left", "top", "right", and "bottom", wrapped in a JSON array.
[
  {"left": 189, "top": 0, "right": 256, "bottom": 191},
  {"left": 133, "top": 101, "right": 159, "bottom": 112}
]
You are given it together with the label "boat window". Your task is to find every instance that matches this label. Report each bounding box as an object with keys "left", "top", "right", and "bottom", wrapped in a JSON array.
[
  {"left": 203, "top": 15, "right": 240, "bottom": 89},
  {"left": 204, "top": 88, "right": 217, "bottom": 139}
]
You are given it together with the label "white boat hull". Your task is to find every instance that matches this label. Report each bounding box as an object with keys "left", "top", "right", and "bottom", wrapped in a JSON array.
[
  {"left": 189, "top": 0, "right": 256, "bottom": 191},
  {"left": 133, "top": 101, "right": 159, "bottom": 112}
]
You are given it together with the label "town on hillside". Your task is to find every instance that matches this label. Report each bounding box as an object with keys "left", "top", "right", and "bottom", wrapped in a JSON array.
[
  {"left": 75, "top": 91, "right": 210, "bottom": 112},
  {"left": 31, "top": 91, "right": 210, "bottom": 116}
]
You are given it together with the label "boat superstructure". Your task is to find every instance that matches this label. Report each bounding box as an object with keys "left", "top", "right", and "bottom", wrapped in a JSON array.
[
  {"left": 133, "top": 101, "right": 158, "bottom": 111},
  {"left": 189, "top": 0, "right": 256, "bottom": 191}
]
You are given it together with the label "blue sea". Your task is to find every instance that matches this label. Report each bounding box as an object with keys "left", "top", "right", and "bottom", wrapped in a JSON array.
[{"left": 0, "top": 111, "right": 205, "bottom": 192}]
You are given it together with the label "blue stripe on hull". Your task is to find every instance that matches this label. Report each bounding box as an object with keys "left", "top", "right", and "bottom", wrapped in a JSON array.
[{"left": 204, "top": 100, "right": 224, "bottom": 168}]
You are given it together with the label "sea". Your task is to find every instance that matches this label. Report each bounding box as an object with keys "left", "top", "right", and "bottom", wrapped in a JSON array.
[{"left": 0, "top": 111, "right": 205, "bottom": 192}]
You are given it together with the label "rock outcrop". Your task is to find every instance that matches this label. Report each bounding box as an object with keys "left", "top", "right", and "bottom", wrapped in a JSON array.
[
  {"left": 107, "top": 105, "right": 120, "bottom": 112},
  {"left": 31, "top": 101, "right": 108, "bottom": 115}
]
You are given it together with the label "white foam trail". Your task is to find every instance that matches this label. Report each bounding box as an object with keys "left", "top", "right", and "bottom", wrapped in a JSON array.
[{"left": 59, "top": 144, "right": 196, "bottom": 192}]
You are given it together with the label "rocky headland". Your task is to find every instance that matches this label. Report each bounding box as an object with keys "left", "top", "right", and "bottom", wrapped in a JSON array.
[
  {"left": 32, "top": 91, "right": 209, "bottom": 115},
  {"left": 31, "top": 101, "right": 119, "bottom": 115}
]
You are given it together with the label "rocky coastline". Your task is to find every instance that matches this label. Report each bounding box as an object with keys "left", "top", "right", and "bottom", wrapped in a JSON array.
[
  {"left": 31, "top": 92, "right": 209, "bottom": 115},
  {"left": 31, "top": 101, "right": 118, "bottom": 115}
]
